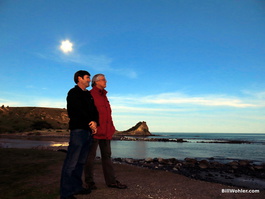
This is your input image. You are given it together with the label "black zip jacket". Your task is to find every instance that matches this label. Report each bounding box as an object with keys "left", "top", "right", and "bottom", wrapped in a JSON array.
[{"left": 67, "top": 85, "right": 99, "bottom": 130}]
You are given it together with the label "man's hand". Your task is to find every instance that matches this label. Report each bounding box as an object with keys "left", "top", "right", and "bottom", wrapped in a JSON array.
[{"left": 89, "top": 121, "right": 97, "bottom": 135}]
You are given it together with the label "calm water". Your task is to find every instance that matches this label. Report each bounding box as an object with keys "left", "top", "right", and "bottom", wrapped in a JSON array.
[
  {"left": 1, "top": 133, "right": 264, "bottom": 163},
  {"left": 111, "top": 133, "right": 265, "bottom": 163}
]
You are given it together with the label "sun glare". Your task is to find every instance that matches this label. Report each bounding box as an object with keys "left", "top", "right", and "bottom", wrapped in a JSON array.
[{"left": 60, "top": 40, "right": 73, "bottom": 53}]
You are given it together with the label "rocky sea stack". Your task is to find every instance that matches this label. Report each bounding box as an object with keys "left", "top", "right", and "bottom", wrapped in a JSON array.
[{"left": 114, "top": 121, "right": 152, "bottom": 136}]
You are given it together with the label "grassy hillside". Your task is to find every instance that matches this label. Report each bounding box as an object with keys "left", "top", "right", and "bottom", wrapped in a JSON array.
[{"left": 0, "top": 106, "right": 69, "bottom": 133}]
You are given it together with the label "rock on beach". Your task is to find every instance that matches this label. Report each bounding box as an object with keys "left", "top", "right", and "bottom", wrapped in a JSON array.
[{"left": 112, "top": 157, "right": 265, "bottom": 190}]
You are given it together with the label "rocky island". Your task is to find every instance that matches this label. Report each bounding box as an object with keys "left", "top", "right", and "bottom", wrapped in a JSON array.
[{"left": 114, "top": 121, "right": 152, "bottom": 136}]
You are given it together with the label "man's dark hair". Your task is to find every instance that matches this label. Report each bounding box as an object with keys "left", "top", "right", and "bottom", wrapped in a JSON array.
[{"left": 74, "top": 70, "right": 91, "bottom": 84}]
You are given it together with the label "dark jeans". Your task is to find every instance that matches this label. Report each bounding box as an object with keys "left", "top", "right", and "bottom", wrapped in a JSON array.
[
  {"left": 60, "top": 129, "right": 92, "bottom": 198},
  {"left": 84, "top": 138, "right": 116, "bottom": 185}
]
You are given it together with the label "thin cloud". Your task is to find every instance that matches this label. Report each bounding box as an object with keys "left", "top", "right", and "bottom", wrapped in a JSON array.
[
  {"left": 242, "top": 90, "right": 265, "bottom": 100},
  {"left": 111, "top": 67, "right": 138, "bottom": 79},
  {"left": 0, "top": 98, "right": 24, "bottom": 107},
  {"left": 110, "top": 92, "right": 265, "bottom": 108},
  {"left": 142, "top": 95, "right": 258, "bottom": 108},
  {"left": 59, "top": 52, "right": 113, "bottom": 71},
  {"left": 33, "top": 99, "right": 66, "bottom": 108},
  {"left": 0, "top": 92, "right": 66, "bottom": 108},
  {"left": 111, "top": 105, "right": 194, "bottom": 113},
  {"left": 34, "top": 46, "right": 137, "bottom": 78},
  {"left": 59, "top": 52, "right": 138, "bottom": 78}
]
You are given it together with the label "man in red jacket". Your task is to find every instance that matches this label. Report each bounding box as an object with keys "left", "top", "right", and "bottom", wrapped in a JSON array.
[{"left": 84, "top": 74, "right": 127, "bottom": 190}]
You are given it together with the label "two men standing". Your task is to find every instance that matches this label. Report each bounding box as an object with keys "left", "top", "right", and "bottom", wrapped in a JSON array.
[{"left": 60, "top": 71, "right": 126, "bottom": 199}]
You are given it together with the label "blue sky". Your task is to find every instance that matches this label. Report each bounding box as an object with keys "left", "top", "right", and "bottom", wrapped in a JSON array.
[{"left": 1, "top": 0, "right": 265, "bottom": 133}]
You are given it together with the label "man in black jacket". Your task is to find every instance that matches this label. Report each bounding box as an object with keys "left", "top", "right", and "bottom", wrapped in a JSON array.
[{"left": 60, "top": 70, "right": 98, "bottom": 199}]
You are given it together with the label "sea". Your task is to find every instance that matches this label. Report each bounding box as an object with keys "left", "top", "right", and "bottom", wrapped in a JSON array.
[
  {"left": 111, "top": 132, "right": 265, "bottom": 164},
  {"left": 1, "top": 132, "right": 264, "bottom": 164}
]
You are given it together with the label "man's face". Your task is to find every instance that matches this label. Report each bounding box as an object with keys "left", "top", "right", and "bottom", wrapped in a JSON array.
[
  {"left": 78, "top": 75, "right": 91, "bottom": 88},
  {"left": 96, "top": 76, "right": 107, "bottom": 89}
]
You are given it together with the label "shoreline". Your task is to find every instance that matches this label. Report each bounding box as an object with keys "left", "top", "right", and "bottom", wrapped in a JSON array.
[
  {"left": 1, "top": 148, "right": 264, "bottom": 199},
  {"left": 0, "top": 131, "right": 255, "bottom": 144},
  {"left": 111, "top": 157, "right": 265, "bottom": 190},
  {"left": 1, "top": 132, "right": 264, "bottom": 190},
  {"left": 112, "top": 135, "right": 253, "bottom": 144}
]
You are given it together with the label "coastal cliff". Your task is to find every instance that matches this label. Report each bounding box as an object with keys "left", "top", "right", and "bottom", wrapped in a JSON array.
[
  {"left": 115, "top": 121, "right": 152, "bottom": 136},
  {"left": 0, "top": 106, "right": 68, "bottom": 133},
  {"left": 0, "top": 106, "right": 151, "bottom": 136}
]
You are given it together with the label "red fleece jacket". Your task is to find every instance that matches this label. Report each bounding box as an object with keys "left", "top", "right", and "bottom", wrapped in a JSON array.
[{"left": 90, "top": 86, "right": 115, "bottom": 140}]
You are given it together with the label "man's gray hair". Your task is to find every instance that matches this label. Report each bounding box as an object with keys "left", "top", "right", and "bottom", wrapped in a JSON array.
[{"left": 92, "top": 74, "right": 105, "bottom": 87}]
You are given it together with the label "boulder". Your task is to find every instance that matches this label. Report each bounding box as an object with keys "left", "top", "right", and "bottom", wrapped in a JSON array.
[
  {"left": 238, "top": 160, "right": 250, "bottom": 166},
  {"left": 198, "top": 160, "right": 210, "bottom": 169},
  {"left": 145, "top": 158, "right": 153, "bottom": 163}
]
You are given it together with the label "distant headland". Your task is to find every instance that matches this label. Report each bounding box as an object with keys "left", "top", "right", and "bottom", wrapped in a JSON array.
[{"left": 0, "top": 106, "right": 151, "bottom": 136}]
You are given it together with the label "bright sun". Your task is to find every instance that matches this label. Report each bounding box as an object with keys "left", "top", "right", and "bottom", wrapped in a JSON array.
[{"left": 60, "top": 40, "right": 73, "bottom": 53}]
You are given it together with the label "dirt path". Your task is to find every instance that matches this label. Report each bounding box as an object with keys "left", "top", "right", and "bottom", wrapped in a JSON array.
[{"left": 55, "top": 161, "right": 264, "bottom": 199}]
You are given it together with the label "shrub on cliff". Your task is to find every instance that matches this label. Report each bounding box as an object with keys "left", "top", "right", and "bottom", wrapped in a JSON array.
[{"left": 31, "top": 121, "right": 53, "bottom": 130}]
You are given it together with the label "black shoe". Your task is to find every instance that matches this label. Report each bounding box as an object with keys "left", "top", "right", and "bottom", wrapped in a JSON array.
[
  {"left": 61, "top": 195, "right": 76, "bottom": 199},
  {"left": 74, "top": 187, "right": 91, "bottom": 195},
  {"left": 87, "top": 182, "right": 97, "bottom": 190},
  {"left": 108, "top": 180, "right": 127, "bottom": 189}
]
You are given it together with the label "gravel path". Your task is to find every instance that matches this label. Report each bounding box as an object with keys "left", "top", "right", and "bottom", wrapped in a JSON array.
[{"left": 70, "top": 161, "right": 264, "bottom": 199}]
